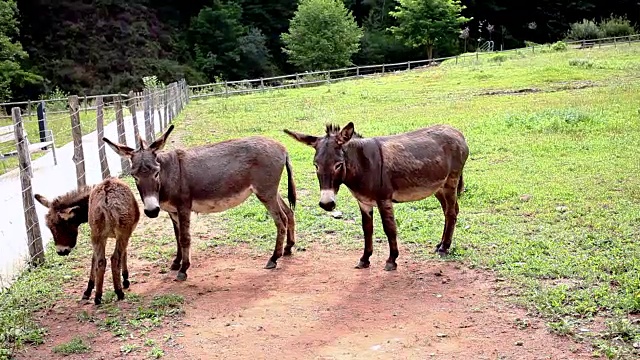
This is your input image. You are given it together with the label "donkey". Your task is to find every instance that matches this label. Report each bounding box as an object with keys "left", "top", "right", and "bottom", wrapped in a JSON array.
[
  {"left": 284, "top": 122, "right": 469, "bottom": 271},
  {"left": 103, "top": 124, "right": 297, "bottom": 282},
  {"left": 34, "top": 177, "right": 140, "bottom": 305}
]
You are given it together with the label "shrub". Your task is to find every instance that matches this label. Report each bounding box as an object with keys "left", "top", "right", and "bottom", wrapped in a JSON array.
[
  {"left": 567, "top": 19, "right": 603, "bottom": 40},
  {"left": 599, "top": 15, "right": 636, "bottom": 38},
  {"left": 568, "top": 58, "right": 594, "bottom": 68},
  {"left": 489, "top": 54, "right": 507, "bottom": 63},
  {"left": 551, "top": 41, "right": 568, "bottom": 52}
]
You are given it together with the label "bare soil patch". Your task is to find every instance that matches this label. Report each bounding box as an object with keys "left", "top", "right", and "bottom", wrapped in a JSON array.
[{"left": 15, "top": 241, "right": 593, "bottom": 360}]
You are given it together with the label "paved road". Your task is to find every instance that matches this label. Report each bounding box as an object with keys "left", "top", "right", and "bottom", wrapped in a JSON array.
[{"left": 0, "top": 107, "right": 170, "bottom": 287}]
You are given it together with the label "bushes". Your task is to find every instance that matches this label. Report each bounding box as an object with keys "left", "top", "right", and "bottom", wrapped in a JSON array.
[
  {"left": 551, "top": 41, "right": 568, "bottom": 52},
  {"left": 567, "top": 19, "right": 603, "bottom": 40},
  {"left": 599, "top": 15, "right": 636, "bottom": 37},
  {"left": 567, "top": 16, "right": 636, "bottom": 41}
]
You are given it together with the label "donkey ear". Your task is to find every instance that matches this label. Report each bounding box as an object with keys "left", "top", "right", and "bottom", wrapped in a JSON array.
[
  {"left": 337, "top": 122, "right": 355, "bottom": 145},
  {"left": 58, "top": 206, "right": 80, "bottom": 220},
  {"left": 103, "top": 137, "right": 135, "bottom": 158},
  {"left": 149, "top": 124, "right": 174, "bottom": 152},
  {"left": 283, "top": 129, "right": 318, "bottom": 147},
  {"left": 34, "top": 194, "right": 51, "bottom": 208},
  {"left": 137, "top": 134, "right": 148, "bottom": 150}
]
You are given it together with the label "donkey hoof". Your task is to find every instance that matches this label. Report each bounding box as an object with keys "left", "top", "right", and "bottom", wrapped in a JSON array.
[
  {"left": 436, "top": 250, "right": 449, "bottom": 258},
  {"left": 94, "top": 297, "right": 102, "bottom": 306},
  {"left": 384, "top": 262, "right": 397, "bottom": 271},
  {"left": 175, "top": 272, "right": 188, "bottom": 281},
  {"left": 264, "top": 260, "right": 277, "bottom": 269},
  {"left": 115, "top": 290, "right": 125, "bottom": 301},
  {"left": 123, "top": 279, "right": 130, "bottom": 289},
  {"left": 355, "top": 260, "right": 370, "bottom": 269},
  {"left": 170, "top": 262, "right": 181, "bottom": 271},
  {"left": 81, "top": 293, "right": 90, "bottom": 300},
  {"left": 283, "top": 247, "right": 293, "bottom": 256}
]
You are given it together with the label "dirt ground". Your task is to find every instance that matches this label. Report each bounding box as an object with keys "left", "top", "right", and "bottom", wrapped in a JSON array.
[{"left": 15, "top": 239, "right": 595, "bottom": 360}]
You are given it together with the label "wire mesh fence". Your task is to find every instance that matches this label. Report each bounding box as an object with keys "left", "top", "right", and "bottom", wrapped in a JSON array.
[{"left": 0, "top": 79, "right": 188, "bottom": 290}]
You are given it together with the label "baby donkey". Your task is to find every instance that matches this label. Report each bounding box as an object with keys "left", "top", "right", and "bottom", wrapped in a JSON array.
[{"left": 35, "top": 177, "right": 140, "bottom": 305}]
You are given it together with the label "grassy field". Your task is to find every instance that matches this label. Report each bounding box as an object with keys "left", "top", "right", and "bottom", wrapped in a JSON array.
[
  {"left": 1, "top": 43, "right": 640, "bottom": 358},
  {"left": 174, "top": 44, "right": 640, "bottom": 357}
]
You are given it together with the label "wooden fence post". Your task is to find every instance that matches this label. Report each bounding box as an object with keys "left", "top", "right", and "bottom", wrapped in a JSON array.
[
  {"left": 12, "top": 107, "right": 45, "bottom": 266},
  {"left": 168, "top": 83, "right": 175, "bottom": 121},
  {"left": 143, "top": 89, "right": 152, "bottom": 142},
  {"left": 68, "top": 95, "right": 86, "bottom": 189},
  {"left": 95, "top": 96, "right": 110, "bottom": 180},
  {"left": 163, "top": 86, "right": 169, "bottom": 126},
  {"left": 149, "top": 90, "right": 156, "bottom": 138},
  {"left": 127, "top": 91, "right": 140, "bottom": 145},
  {"left": 157, "top": 90, "right": 164, "bottom": 131},
  {"left": 115, "top": 96, "right": 130, "bottom": 175},
  {"left": 184, "top": 80, "right": 190, "bottom": 104}
]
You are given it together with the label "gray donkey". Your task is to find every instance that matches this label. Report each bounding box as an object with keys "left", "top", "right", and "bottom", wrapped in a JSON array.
[{"left": 103, "top": 125, "right": 297, "bottom": 281}]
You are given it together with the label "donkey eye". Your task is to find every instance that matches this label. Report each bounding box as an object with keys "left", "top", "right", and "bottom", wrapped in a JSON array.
[
  {"left": 313, "top": 163, "right": 319, "bottom": 170},
  {"left": 334, "top": 163, "right": 344, "bottom": 171},
  {"left": 154, "top": 172, "right": 160, "bottom": 179}
]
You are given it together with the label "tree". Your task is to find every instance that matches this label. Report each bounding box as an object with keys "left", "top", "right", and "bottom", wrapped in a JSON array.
[
  {"left": 281, "top": 0, "right": 363, "bottom": 71},
  {"left": 0, "top": 0, "right": 40, "bottom": 101},
  {"left": 388, "top": 0, "right": 470, "bottom": 59},
  {"left": 189, "top": 0, "right": 246, "bottom": 80}
]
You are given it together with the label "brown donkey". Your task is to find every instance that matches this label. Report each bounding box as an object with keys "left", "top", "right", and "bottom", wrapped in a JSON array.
[
  {"left": 284, "top": 122, "right": 469, "bottom": 271},
  {"left": 35, "top": 177, "right": 140, "bottom": 305},
  {"left": 103, "top": 124, "right": 297, "bottom": 282}
]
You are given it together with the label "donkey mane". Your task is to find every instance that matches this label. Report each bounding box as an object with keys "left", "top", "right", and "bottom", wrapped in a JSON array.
[
  {"left": 324, "top": 123, "right": 363, "bottom": 139},
  {"left": 51, "top": 185, "right": 95, "bottom": 210}
]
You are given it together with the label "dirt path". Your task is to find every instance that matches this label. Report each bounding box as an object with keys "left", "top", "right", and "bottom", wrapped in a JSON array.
[{"left": 16, "top": 241, "right": 593, "bottom": 360}]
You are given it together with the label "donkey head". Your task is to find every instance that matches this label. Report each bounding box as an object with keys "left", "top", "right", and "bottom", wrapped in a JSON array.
[
  {"left": 284, "top": 122, "right": 357, "bottom": 211},
  {"left": 103, "top": 125, "right": 174, "bottom": 218},
  {"left": 34, "top": 193, "right": 85, "bottom": 256}
]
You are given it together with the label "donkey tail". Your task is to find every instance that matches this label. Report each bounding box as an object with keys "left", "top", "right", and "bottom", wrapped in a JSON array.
[
  {"left": 457, "top": 172, "right": 465, "bottom": 196},
  {"left": 285, "top": 153, "right": 297, "bottom": 211}
]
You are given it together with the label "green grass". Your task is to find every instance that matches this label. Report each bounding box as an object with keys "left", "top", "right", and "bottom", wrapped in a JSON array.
[
  {"left": 173, "top": 44, "right": 640, "bottom": 357},
  {"left": 52, "top": 336, "right": 91, "bottom": 355}
]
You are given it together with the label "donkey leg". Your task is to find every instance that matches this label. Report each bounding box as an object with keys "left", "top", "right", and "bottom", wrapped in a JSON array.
[
  {"left": 110, "top": 247, "right": 125, "bottom": 301},
  {"left": 168, "top": 212, "right": 182, "bottom": 271},
  {"left": 259, "top": 195, "right": 288, "bottom": 269},
  {"left": 82, "top": 256, "right": 96, "bottom": 300},
  {"left": 92, "top": 240, "right": 107, "bottom": 305},
  {"left": 355, "top": 201, "right": 374, "bottom": 269},
  {"left": 278, "top": 195, "right": 296, "bottom": 256},
  {"left": 122, "top": 248, "right": 130, "bottom": 289},
  {"left": 434, "top": 191, "right": 448, "bottom": 254},
  {"left": 434, "top": 180, "right": 460, "bottom": 257},
  {"left": 175, "top": 209, "right": 192, "bottom": 281},
  {"left": 377, "top": 200, "right": 399, "bottom": 271}
]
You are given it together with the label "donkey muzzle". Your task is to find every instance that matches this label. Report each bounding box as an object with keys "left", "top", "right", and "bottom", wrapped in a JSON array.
[
  {"left": 143, "top": 196, "right": 160, "bottom": 218},
  {"left": 319, "top": 189, "right": 336, "bottom": 211},
  {"left": 56, "top": 246, "right": 71, "bottom": 256}
]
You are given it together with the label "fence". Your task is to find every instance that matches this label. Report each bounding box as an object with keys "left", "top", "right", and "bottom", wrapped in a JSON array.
[
  {"left": 0, "top": 79, "right": 189, "bottom": 289},
  {"left": 188, "top": 34, "right": 640, "bottom": 100}
]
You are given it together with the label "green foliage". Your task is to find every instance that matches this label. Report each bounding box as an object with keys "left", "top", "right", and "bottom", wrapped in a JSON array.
[
  {"left": 550, "top": 41, "right": 568, "bottom": 51},
  {"left": 0, "top": 0, "right": 41, "bottom": 101},
  {"left": 52, "top": 337, "right": 91, "bottom": 355},
  {"left": 567, "top": 19, "right": 604, "bottom": 40},
  {"left": 599, "top": 15, "right": 636, "bottom": 38},
  {"left": 388, "top": 0, "right": 471, "bottom": 59},
  {"left": 189, "top": 0, "right": 246, "bottom": 79},
  {"left": 568, "top": 58, "right": 594, "bottom": 68},
  {"left": 281, "top": 0, "right": 363, "bottom": 71},
  {"left": 142, "top": 75, "right": 166, "bottom": 90}
]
